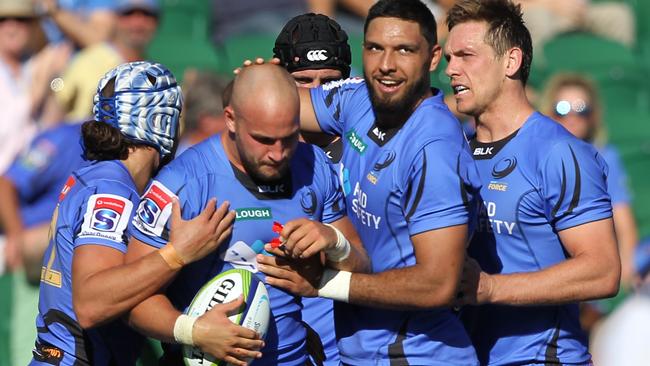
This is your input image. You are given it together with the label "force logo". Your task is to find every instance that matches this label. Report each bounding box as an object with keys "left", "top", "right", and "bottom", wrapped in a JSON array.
[{"left": 487, "top": 182, "right": 508, "bottom": 192}]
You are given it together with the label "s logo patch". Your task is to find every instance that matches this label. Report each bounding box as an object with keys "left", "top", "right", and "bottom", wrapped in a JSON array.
[
  {"left": 134, "top": 181, "right": 176, "bottom": 236},
  {"left": 90, "top": 197, "right": 126, "bottom": 232},
  {"left": 79, "top": 194, "right": 133, "bottom": 243}
]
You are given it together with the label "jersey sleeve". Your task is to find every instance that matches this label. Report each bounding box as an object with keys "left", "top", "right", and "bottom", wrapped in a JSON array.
[
  {"left": 74, "top": 182, "right": 138, "bottom": 253},
  {"left": 310, "top": 78, "right": 367, "bottom": 136},
  {"left": 131, "top": 156, "right": 200, "bottom": 249},
  {"left": 540, "top": 140, "right": 613, "bottom": 231},
  {"left": 402, "top": 140, "right": 480, "bottom": 236},
  {"left": 602, "top": 146, "right": 630, "bottom": 206},
  {"left": 4, "top": 132, "right": 60, "bottom": 200}
]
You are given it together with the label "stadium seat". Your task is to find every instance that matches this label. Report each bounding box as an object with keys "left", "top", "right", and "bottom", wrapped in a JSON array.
[{"left": 216, "top": 35, "right": 278, "bottom": 75}]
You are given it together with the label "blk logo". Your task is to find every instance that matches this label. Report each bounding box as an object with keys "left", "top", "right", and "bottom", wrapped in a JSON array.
[
  {"left": 492, "top": 157, "right": 517, "bottom": 179},
  {"left": 372, "top": 127, "right": 386, "bottom": 141},
  {"left": 307, "top": 50, "right": 328, "bottom": 61},
  {"left": 473, "top": 147, "right": 494, "bottom": 156}
]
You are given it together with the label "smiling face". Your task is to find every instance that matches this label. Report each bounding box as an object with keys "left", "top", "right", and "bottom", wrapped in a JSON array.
[
  {"left": 444, "top": 21, "right": 508, "bottom": 118},
  {"left": 363, "top": 17, "right": 438, "bottom": 125}
]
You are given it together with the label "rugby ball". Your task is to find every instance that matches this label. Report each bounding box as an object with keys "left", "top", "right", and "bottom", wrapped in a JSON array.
[{"left": 183, "top": 269, "right": 270, "bottom": 366}]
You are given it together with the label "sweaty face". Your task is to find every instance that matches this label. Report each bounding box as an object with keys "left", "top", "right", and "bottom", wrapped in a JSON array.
[
  {"left": 552, "top": 85, "right": 594, "bottom": 141},
  {"left": 234, "top": 107, "right": 299, "bottom": 183},
  {"left": 291, "top": 68, "right": 343, "bottom": 88},
  {"left": 363, "top": 17, "right": 434, "bottom": 126},
  {"left": 445, "top": 21, "right": 507, "bottom": 117}
]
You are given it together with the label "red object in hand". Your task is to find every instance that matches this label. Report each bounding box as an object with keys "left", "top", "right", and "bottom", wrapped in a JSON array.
[
  {"left": 272, "top": 221, "right": 283, "bottom": 234},
  {"left": 270, "top": 221, "right": 285, "bottom": 248},
  {"left": 269, "top": 237, "right": 283, "bottom": 249}
]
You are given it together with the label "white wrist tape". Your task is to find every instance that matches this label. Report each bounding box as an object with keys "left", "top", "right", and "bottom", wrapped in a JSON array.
[
  {"left": 323, "top": 223, "right": 351, "bottom": 262},
  {"left": 173, "top": 314, "right": 197, "bottom": 346},
  {"left": 317, "top": 268, "right": 351, "bottom": 302}
]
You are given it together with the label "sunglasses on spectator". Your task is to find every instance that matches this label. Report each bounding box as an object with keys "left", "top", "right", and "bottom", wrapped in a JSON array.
[
  {"left": 119, "top": 9, "right": 159, "bottom": 18},
  {"left": 0, "top": 16, "right": 33, "bottom": 23},
  {"left": 554, "top": 100, "right": 592, "bottom": 118}
]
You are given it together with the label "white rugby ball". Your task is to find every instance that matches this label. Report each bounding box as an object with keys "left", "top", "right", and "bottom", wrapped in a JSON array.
[{"left": 183, "top": 268, "right": 270, "bottom": 366}]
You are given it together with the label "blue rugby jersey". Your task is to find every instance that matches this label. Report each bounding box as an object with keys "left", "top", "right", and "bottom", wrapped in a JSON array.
[
  {"left": 4, "top": 123, "right": 86, "bottom": 228},
  {"left": 465, "top": 112, "right": 612, "bottom": 365},
  {"left": 311, "top": 79, "right": 481, "bottom": 366},
  {"left": 31, "top": 160, "right": 143, "bottom": 366},
  {"left": 131, "top": 135, "right": 345, "bottom": 366}
]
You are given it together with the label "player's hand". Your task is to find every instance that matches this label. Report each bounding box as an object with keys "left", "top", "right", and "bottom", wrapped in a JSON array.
[
  {"left": 193, "top": 296, "right": 264, "bottom": 366},
  {"left": 277, "top": 218, "right": 338, "bottom": 259},
  {"left": 455, "top": 257, "right": 494, "bottom": 306},
  {"left": 233, "top": 57, "right": 281, "bottom": 74},
  {"left": 169, "top": 198, "right": 235, "bottom": 264},
  {"left": 257, "top": 251, "right": 322, "bottom": 297}
]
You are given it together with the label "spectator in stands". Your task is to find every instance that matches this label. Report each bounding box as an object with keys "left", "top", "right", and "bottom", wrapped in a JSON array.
[
  {"left": 540, "top": 73, "right": 639, "bottom": 290},
  {"left": 176, "top": 72, "right": 230, "bottom": 155},
  {"left": 37, "top": 0, "right": 116, "bottom": 49},
  {"left": 0, "top": 0, "right": 56, "bottom": 174},
  {"left": 0, "top": 123, "right": 86, "bottom": 280},
  {"left": 51, "top": 0, "right": 159, "bottom": 122},
  {"left": 515, "top": 0, "right": 635, "bottom": 55},
  {"left": 211, "top": 0, "right": 375, "bottom": 45}
]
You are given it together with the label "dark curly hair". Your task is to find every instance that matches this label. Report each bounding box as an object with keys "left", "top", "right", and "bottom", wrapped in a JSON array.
[{"left": 81, "top": 120, "right": 142, "bottom": 161}]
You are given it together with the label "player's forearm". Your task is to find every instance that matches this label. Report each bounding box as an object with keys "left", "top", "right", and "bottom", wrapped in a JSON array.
[
  {"left": 299, "top": 88, "right": 325, "bottom": 134},
  {"left": 613, "top": 204, "right": 638, "bottom": 286},
  {"left": 328, "top": 244, "right": 370, "bottom": 273},
  {"left": 0, "top": 177, "right": 24, "bottom": 237},
  {"left": 486, "top": 254, "right": 620, "bottom": 305},
  {"left": 128, "top": 293, "right": 179, "bottom": 343},
  {"left": 74, "top": 250, "right": 177, "bottom": 328},
  {"left": 348, "top": 265, "right": 460, "bottom": 309}
]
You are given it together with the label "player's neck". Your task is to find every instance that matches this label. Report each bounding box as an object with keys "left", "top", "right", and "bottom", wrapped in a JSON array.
[
  {"left": 221, "top": 133, "right": 245, "bottom": 172},
  {"left": 122, "top": 147, "right": 158, "bottom": 194},
  {"left": 474, "top": 87, "right": 534, "bottom": 143}
]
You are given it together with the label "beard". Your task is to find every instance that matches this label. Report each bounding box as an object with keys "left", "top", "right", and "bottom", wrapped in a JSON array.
[
  {"left": 365, "top": 69, "right": 431, "bottom": 129},
  {"left": 235, "top": 134, "right": 290, "bottom": 184}
]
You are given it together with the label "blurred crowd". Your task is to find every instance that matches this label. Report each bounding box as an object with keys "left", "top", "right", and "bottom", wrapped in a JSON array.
[{"left": 0, "top": 0, "right": 647, "bottom": 365}]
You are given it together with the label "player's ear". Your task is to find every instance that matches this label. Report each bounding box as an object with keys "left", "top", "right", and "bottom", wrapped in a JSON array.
[
  {"left": 429, "top": 44, "right": 442, "bottom": 72},
  {"left": 224, "top": 106, "right": 236, "bottom": 133},
  {"left": 505, "top": 46, "right": 523, "bottom": 79}
]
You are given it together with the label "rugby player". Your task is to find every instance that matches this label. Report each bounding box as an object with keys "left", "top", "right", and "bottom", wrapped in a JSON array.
[
  {"left": 258, "top": 0, "right": 482, "bottom": 364},
  {"left": 445, "top": 1, "right": 620, "bottom": 364},
  {"left": 31, "top": 61, "right": 237, "bottom": 365},
  {"left": 126, "top": 64, "right": 369, "bottom": 366}
]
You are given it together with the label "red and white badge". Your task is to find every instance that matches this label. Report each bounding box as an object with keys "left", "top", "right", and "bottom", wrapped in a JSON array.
[
  {"left": 133, "top": 180, "right": 176, "bottom": 236},
  {"left": 79, "top": 194, "right": 133, "bottom": 243}
]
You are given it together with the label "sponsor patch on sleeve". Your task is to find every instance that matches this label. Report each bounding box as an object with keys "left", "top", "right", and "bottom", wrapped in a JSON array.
[
  {"left": 79, "top": 194, "right": 133, "bottom": 243},
  {"left": 133, "top": 180, "right": 176, "bottom": 237}
]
